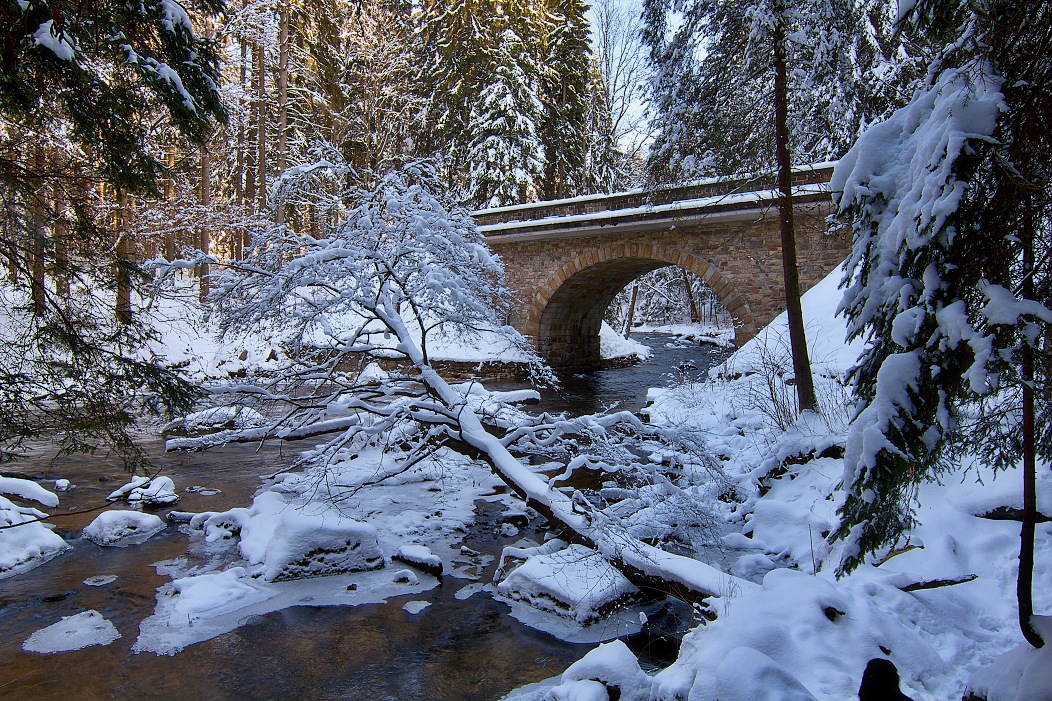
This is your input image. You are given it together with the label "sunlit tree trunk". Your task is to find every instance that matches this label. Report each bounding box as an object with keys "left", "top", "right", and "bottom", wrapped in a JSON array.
[
  {"left": 164, "top": 146, "right": 177, "bottom": 263},
  {"left": 254, "top": 42, "right": 267, "bottom": 213},
  {"left": 235, "top": 41, "right": 247, "bottom": 260},
  {"left": 773, "top": 0, "right": 816, "bottom": 413},
  {"left": 198, "top": 142, "right": 211, "bottom": 303},
  {"left": 30, "top": 144, "right": 47, "bottom": 316},
  {"left": 1019, "top": 197, "right": 1044, "bottom": 648}
]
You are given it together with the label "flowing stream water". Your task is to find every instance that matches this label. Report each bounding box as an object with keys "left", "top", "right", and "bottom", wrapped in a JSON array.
[{"left": 0, "top": 333, "right": 728, "bottom": 701}]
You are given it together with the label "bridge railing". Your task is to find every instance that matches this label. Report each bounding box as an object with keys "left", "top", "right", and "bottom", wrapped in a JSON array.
[{"left": 472, "top": 162, "right": 836, "bottom": 227}]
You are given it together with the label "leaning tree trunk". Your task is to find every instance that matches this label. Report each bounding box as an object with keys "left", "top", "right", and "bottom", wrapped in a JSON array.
[{"left": 772, "top": 3, "right": 817, "bottom": 413}]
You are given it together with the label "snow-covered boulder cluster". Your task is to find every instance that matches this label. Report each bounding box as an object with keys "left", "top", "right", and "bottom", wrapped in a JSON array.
[
  {"left": 160, "top": 406, "right": 267, "bottom": 437},
  {"left": 0, "top": 476, "right": 68, "bottom": 579},
  {"left": 107, "top": 475, "right": 180, "bottom": 506},
  {"left": 189, "top": 491, "right": 384, "bottom": 582}
]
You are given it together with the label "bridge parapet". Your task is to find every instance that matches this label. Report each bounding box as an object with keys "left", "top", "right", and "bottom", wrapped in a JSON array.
[{"left": 472, "top": 162, "right": 836, "bottom": 228}]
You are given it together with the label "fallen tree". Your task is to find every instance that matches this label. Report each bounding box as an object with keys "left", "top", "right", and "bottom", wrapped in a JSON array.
[{"left": 161, "top": 159, "right": 754, "bottom": 609}]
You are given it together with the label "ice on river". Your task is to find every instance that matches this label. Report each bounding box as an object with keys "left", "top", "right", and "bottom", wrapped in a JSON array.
[
  {"left": 23, "top": 610, "right": 121, "bottom": 654},
  {"left": 402, "top": 600, "right": 431, "bottom": 614}
]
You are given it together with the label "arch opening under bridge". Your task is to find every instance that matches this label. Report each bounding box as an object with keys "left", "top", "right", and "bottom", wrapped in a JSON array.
[{"left": 526, "top": 246, "right": 751, "bottom": 371}]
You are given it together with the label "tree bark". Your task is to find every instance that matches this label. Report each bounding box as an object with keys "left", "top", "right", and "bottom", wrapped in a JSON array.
[
  {"left": 30, "top": 145, "right": 47, "bottom": 316},
  {"left": 198, "top": 143, "right": 212, "bottom": 304},
  {"left": 1018, "top": 199, "right": 1044, "bottom": 648},
  {"left": 163, "top": 146, "right": 177, "bottom": 263},
  {"left": 115, "top": 191, "right": 132, "bottom": 324},
  {"left": 682, "top": 268, "right": 700, "bottom": 324},
  {"left": 772, "top": 2, "right": 817, "bottom": 413},
  {"left": 624, "top": 282, "right": 639, "bottom": 338},
  {"left": 254, "top": 42, "right": 267, "bottom": 213},
  {"left": 235, "top": 41, "right": 247, "bottom": 260},
  {"left": 276, "top": 8, "right": 289, "bottom": 225}
]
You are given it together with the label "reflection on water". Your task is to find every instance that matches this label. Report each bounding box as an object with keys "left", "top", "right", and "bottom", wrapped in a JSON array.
[
  {"left": 0, "top": 333, "right": 726, "bottom": 701},
  {"left": 530, "top": 333, "right": 730, "bottom": 416}
]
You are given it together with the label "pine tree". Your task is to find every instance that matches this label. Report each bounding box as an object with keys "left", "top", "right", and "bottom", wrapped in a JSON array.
[
  {"left": 418, "top": 0, "right": 494, "bottom": 191},
  {"left": 644, "top": 0, "right": 865, "bottom": 412},
  {"left": 642, "top": 0, "right": 904, "bottom": 182},
  {"left": 537, "top": 0, "right": 591, "bottom": 200},
  {"left": 832, "top": 0, "right": 1051, "bottom": 649},
  {"left": 465, "top": 23, "right": 544, "bottom": 208}
]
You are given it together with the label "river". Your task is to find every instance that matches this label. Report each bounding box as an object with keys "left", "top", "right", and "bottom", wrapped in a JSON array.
[{"left": 0, "top": 333, "right": 728, "bottom": 701}]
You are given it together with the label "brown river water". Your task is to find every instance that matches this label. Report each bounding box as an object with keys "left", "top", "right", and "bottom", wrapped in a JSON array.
[{"left": 0, "top": 334, "right": 725, "bottom": 701}]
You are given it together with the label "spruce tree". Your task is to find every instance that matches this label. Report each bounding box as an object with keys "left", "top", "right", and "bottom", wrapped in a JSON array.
[
  {"left": 464, "top": 22, "right": 543, "bottom": 208},
  {"left": 833, "top": 0, "right": 1051, "bottom": 649},
  {"left": 537, "top": 0, "right": 591, "bottom": 200}
]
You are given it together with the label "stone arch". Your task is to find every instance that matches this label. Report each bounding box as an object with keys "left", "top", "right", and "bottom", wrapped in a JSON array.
[{"left": 524, "top": 243, "right": 754, "bottom": 370}]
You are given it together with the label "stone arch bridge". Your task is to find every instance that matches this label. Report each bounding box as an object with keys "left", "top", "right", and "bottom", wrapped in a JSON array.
[{"left": 473, "top": 164, "right": 849, "bottom": 371}]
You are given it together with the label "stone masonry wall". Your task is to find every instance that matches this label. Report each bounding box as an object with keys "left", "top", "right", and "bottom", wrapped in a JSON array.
[{"left": 486, "top": 201, "right": 849, "bottom": 369}]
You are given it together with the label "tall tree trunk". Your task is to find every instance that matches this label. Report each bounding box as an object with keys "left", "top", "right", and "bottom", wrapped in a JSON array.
[
  {"left": 163, "top": 146, "right": 177, "bottom": 263},
  {"left": 245, "top": 43, "right": 258, "bottom": 214},
  {"left": 254, "top": 42, "right": 267, "bottom": 213},
  {"left": 1019, "top": 199, "right": 1044, "bottom": 648},
  {"left": 681, "top": 268, "right": 699, "bottom": 324},
  {"left": 623, "top": 282, "right": 639, "bottom": 338},
  {"left": 235, "top": 41, "right": 247, "bottom": 260},
  {"left": 772, "top": 4, "right": 816, "bottom": 413},
  {"left": 53, "top": 185, "right": 69, "bottom": 299},
  {"left": 115, "top": 191, "right": 132, "bottom": 324},
  {"left": 198, "top": 143, "right": 212, "bottom": 304},
  {"left": 30, "top": 145, "right": 47, "bottom": 316},
  {"left": 275, "top": 8, "right": 289, "bottom": 224}
]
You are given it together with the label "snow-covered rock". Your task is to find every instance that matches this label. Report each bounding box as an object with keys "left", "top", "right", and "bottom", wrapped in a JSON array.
[
  {"left": 0, "top": 479, "right": 69, "bottom": 579},
  {"left": 22, "top": 610, "right": 121, "bottom": 653},
  {"left": 54, "top": 479, "right": 73, "bottom": 492},
  {"left": 128, "top": 476, "right": 179, "bottom": 506},
  {"left": 497, "top": 545, "right": 640, "bottom": 624},
  {"left": 161, "top": 406, "right": 267, "bottom": 436},
  {"left": 261, "top": 510, "right": 384, "bottom": 581},
  {"left": 394, "top": 543, "right": 443, "bottom": 576},
  {"left": 599, "top": 321, "right": 651, "bottom": 361},
  {"left": 83, "top": 510, "right": 166, "bottom": 546},
  {"left": 107, "top": 475, "right": 180, "bottom": 506},
  {"left": 547, "top": 640, "right": 652, "bottom": 701}
]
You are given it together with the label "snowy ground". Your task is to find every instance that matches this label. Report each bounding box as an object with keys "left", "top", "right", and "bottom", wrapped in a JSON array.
[
  {"left": 632, "top": 322, "right": 736, "bottom": 349},
  {"left": 509, "top": 266, "right": 1052, "bottom": 701}
]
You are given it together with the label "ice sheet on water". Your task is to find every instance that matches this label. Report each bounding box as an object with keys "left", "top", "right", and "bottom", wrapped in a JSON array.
[
  {"left": 23, "top": 610, "right": 120, "bottom": 654},
  {"left": 402, "top": 600, "right": 431, "bottom": 614}
]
